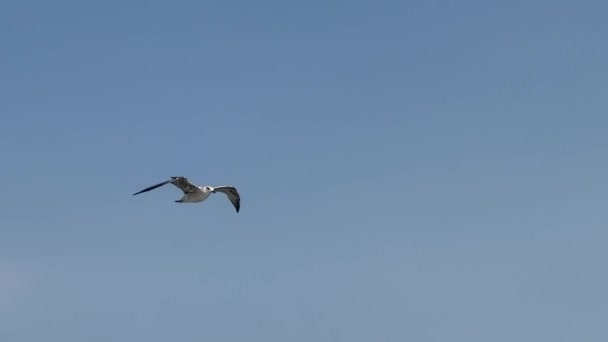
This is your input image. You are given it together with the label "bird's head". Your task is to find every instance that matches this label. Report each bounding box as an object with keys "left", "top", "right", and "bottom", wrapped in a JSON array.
[{"left": 204, "top": 186, "right": 216, "bottom": 193}]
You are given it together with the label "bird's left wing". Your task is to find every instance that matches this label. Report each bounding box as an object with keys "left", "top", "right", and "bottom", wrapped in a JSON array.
[
  {"left": 132, "top": 176, "right": 201, "bottom": 196},
  {"left": 214, "top": 185, "right": 241, "bottom": 213},
  {"left": 132, "top": 178, "right": 173, "bottom": 196}
]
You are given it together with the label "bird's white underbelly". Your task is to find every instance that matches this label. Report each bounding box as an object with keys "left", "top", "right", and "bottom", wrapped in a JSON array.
[{"left": 183, "top": 191, "right": 210, "bottom": 203}]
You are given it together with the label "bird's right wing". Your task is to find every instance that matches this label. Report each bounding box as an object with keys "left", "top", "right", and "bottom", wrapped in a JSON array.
[{"left": 213, "top": 185, "right": 241, "bottom": 213}]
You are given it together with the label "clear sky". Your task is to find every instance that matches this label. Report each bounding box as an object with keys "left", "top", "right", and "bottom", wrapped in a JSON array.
[{"left": 1, "top": 0, "right": 607, "bottom": 341}]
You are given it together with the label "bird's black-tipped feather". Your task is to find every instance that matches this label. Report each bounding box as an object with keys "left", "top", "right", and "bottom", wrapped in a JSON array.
[{"left": 132, "top": 179, "right": 172, "bottom": 196}]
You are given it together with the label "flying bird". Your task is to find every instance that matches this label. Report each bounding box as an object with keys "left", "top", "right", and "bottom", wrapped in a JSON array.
[{"left": 132, "top": 176, "right": 241, "bottom": 213}]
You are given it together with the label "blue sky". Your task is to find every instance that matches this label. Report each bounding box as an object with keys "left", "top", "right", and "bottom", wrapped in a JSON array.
[{"left": 1, "top": 0, "right": 607, "bottom": 340}]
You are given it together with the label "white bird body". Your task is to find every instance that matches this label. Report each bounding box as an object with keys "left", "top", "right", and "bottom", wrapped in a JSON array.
[
  {"left": 177, "top": 187, "right": 212, "bottom": 203},
  {"left": 132, "top": 176, "right": 241, "bottom": 212}
]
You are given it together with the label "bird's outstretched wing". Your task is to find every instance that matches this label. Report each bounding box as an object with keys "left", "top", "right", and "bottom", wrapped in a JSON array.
[
  {"left": 132, "top": 176, "right": 199, "bottom": 196},
  {"left": 168, "top": 176, "right": 199, "bottom": 194},
  {"left": 213, "top": 185, "right": 241, "bottom": 213}
]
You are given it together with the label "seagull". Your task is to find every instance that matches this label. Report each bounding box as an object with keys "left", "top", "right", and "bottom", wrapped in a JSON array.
[{"left": 132, "top": 176, "right": 241, "bottom": 213}]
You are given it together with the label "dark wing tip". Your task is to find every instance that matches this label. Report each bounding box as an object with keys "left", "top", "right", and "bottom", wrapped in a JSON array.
[
  {"left": 131, "top": 179, "right": 172, "bottom": 196},
  {"left": 132, "top": 188, "right": 148, "bottom": 196},
  {"left": 230, "top": 192, "right": 240, "bottom": 213},
  {"left": 232, "top": 189, "right": 240, "bottom": 213},
  {"left": 234, "top": 196, "right": 240, "bottom": 213}
]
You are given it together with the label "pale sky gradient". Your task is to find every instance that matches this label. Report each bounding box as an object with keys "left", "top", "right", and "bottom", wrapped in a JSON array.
[{"left": 1, "top": 1, "right": 608, "bottom": 341}]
